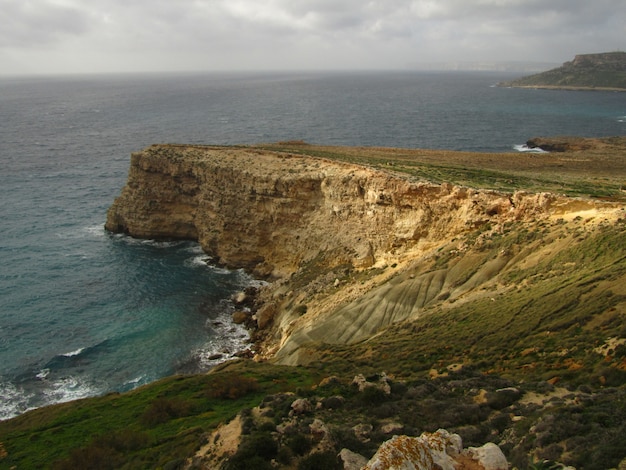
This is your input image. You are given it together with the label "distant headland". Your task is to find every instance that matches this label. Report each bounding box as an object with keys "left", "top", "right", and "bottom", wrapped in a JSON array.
[{"left": 498, "top": 51, "right": 626, "bottom": 91}]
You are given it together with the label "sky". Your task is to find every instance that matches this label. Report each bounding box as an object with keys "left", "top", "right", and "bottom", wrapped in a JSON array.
[{"left": 1, "top": 0, "right": 624, "bottom": 75}]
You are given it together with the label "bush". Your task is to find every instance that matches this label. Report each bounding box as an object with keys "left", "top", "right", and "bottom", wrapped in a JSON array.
[
  {"left": 52, "top": 429, "right": 150, "bottom": 470},
  {"left": 286, "top": 433, "right": 312, "bottom": 455},
  {"left": 298, "top": 451, "right": 342, "bottom": 470},
  {"left": 141, "top": 397, "right": 192, "bottom": 426},
  {"left": 360, "top": 386, "right": 388, "bottom": 405},
  {"left": 207, "top": 374, "right": 259, "bottom": 400}
]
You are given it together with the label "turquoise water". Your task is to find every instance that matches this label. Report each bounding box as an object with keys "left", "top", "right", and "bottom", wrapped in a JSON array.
[{"left": 0, "top": 71, "right": 624, "bottom": 419}]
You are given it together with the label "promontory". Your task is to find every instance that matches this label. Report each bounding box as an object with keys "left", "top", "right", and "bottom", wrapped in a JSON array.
[{"left": 499, "top": 51, "right": 626, "bottom": 91}]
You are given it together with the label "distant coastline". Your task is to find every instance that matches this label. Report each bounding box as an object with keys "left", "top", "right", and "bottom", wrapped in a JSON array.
[
  {"left": 498, "top": 51, "right": 626, "bottom": 91},
  {"left": 502, "top": 84, "right": 626, "bottom": 92}
]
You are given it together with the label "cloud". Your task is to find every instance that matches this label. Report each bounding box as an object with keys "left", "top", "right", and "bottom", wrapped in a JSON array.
[
  {"left": 0, "top": 0, "right": 93, "bottom": 47},
  {"left": 1, "top": 0, "right": 624, "bottom": 74}
]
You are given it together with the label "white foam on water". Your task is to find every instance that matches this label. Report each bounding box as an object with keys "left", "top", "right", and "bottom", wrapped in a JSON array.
[
  {"left": 43, "top": 376, "right": 99, "bottom": 405},
  {"left": 62, "top": 347, "right": 86, "bottom": 357},
  {"left": 184, "top": 255, "right": 214, "bottom": 269},
  {"left": 194, "top": 309, "right": 252, "bottom": 368},
  {"left": 0, "top": 380, "right": 35, "bottom": 421},
  {"left": 513, "top": 144, "right": 548, "bottom": 153},
  {"left": 124, "top": 375, "right": 147, "bottom": 387}
]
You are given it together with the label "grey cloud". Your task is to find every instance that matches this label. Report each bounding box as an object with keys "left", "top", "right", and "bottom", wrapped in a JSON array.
[
  {"left": 0, "top": 0, "right": 92, "bottom": 48},
  {"left": 1, "top": 0, "right": 624, "bottom": 74}
]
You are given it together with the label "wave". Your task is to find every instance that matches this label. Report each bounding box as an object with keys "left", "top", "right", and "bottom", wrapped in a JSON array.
[
  {"left": 62, "top": 347, "right": 86, "bottom": 357},
  {"left": 42, "top": 376, "right": 99, "bottom": 404},
  {"left": 109, "top": 233, "right": 186, "bottom": 249},
  {"left": 513, "top": 144, "right": 548, "bottom": 153},
  {"left": 0, "top": 380, "right": 35, "bottom": 421},
  {"left": 184, "top": 254, "right": 214, "bottom": 269},
  {"left": 618, "top": 116, "right": 626, "bottom": 123},
  {"left": 44, "top": 340, "right": 111, "bottom": 371}
]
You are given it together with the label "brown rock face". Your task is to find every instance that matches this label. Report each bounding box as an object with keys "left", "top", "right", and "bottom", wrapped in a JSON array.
[{"left": 106, "top": 144, "right": 556, "bottom": 279}]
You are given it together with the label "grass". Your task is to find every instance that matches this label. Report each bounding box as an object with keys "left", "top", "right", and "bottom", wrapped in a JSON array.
[
  {"left": 0, "top": 362, "right": 317, "bottom": 469},
  {"left": 259, "top": 142, "right": 626, "bottom": 201}
]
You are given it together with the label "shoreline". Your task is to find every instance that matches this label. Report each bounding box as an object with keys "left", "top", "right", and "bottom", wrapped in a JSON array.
[{"left": 499, "top": 83, "right": 626, "bottom": 92}]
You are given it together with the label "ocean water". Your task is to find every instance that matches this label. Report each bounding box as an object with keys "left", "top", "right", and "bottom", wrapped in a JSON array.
[{"left": 0, "top": 71, "right": 624, "bottom": 420}]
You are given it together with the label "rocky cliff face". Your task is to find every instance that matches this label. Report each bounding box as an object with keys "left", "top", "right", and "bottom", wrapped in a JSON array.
[
  {"left": 106, "top": 144, "right": 621, "bottom": 362},
  {"left": 107, "top": 144, "right": 556, "bottom": 278}
]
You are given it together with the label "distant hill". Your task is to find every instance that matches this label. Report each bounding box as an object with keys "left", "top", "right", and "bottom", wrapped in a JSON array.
[{"left": 499, "top": 51, "right": 626, "bottom": 91}]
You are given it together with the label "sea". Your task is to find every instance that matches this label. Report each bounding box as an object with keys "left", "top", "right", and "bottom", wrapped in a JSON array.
[{"left": 0, "top": 70, "right": 624, "bottom": 420}]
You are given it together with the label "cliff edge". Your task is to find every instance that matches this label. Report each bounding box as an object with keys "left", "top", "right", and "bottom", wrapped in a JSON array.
[{"left": 105, "top": 143, "right": 624, "bottom": 364}]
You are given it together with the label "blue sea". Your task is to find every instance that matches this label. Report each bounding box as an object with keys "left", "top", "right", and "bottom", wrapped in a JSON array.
[{"left": 0, "top": 71, "right": 624, "bottom": 420}]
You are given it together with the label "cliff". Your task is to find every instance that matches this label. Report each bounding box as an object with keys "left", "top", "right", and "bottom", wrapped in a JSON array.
[
  {"left": 105, "top": 143, "right": 624, "bottom": 365},
  {"left": 499, "top": 51, "right": 626, "bottom": 91},
  {"left": 106, "top": 144, "right": 555, "bottom": 279}
]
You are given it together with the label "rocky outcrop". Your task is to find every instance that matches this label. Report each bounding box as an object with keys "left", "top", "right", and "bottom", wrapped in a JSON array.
[
  {"left": 107, "top": 144, "right": 557, "bottom": 279},
  {"left": 526, "top": 136, "right": 626, "bottom": 152},
  {"left": 363, "top": 429, "right": 508, "bottom": 470}
]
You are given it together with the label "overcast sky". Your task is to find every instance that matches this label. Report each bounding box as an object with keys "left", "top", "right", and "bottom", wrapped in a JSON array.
[{"left": 1, "top": 0, "right": 624, "bottom": 75}]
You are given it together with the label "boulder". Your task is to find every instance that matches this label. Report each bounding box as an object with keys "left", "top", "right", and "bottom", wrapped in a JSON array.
[
  {"left": 363, "top": 429, "right": 509, "bottom": 470},
  {"left": 363, "top": 429, "right": 462, "bottom": 470},
  {"left": 290, "top": 398, "right": 313, "bottom": 415},
  {"left": 338, "top": 448, "right": 369, "bottom": 470},
  {"left": 462, "top": 443, "right": 508, "bottom": 470},
  {"left": 232, "top": 310, "right": 248, "bottom": 324}
]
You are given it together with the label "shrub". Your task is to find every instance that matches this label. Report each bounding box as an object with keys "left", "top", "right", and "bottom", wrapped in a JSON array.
[
  {"left": 141, "top": 397, "right": 192, "bottom": 426},
  {"left": 207, "top": 374, "right": 259, "bottom": 400},
  {"left": 298, "top": 451, "right": 342, "bottom": 470},
  {"left": 286, "top": 433, "right": 312, "bottom": 455}
]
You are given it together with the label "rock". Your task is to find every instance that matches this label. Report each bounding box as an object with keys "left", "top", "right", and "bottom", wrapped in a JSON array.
[
  {"left": 232, "top": 291, "right": 248, "bottom": 305},
  {"left": 290, "top": 398, "right": 313, "bottom": 415},
  {"left": 462, "top": 442, "right": 508, "bottom": 470},
  {"left": 231, "top": 310, "right": 248, "bottom": 324},
  {"left": 256, "top": 303, "right": 276, "bottom": 329},
  {"left": 380, "top": 422, "right": 404, "bottom": 435},
  {"left": 363, "top": 429, "right": 462, "bottom": 470},
  {"left": 352, "top": 373, "right": 392, "bottom": 395},
  {"left": 352, "top": 423, "right": 373, "bottom": 443},
  {"left": 364, "top": 429, "right": 509, "bottom": 470},
  {"left": 338, "top": 448, "right": 369, "bottom": 470},
  {"left": 309, "top": 418, "right": 330, "bottom": 441}
]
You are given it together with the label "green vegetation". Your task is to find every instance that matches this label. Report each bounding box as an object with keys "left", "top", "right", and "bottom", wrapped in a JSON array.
[
  {"left": 0, "top": 362, "right": 317, "bottom": 469},
  {"left": 260, "top": 140, "right": 626, "bottom": 201}
]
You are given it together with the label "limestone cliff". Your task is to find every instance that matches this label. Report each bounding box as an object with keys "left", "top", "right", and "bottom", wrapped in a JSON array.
[
  {"left": 107, "top": 144, "right": 554, "bottom": 278},
  {"left": 106, "top": 144, "right": 622, "bottom": 363}
]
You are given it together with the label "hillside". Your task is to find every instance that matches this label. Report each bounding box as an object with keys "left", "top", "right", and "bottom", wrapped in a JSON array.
[
  {"left": 1, "top": 138, "right": 626, "bottom": 469},
  {"left": 499, "top": 52, "right": 626, "bottom": 91}
]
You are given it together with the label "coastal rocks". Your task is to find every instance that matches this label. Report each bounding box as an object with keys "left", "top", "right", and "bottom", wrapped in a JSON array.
[{"left": 363, "top": 430, "right": 508, "bottom": 470}]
